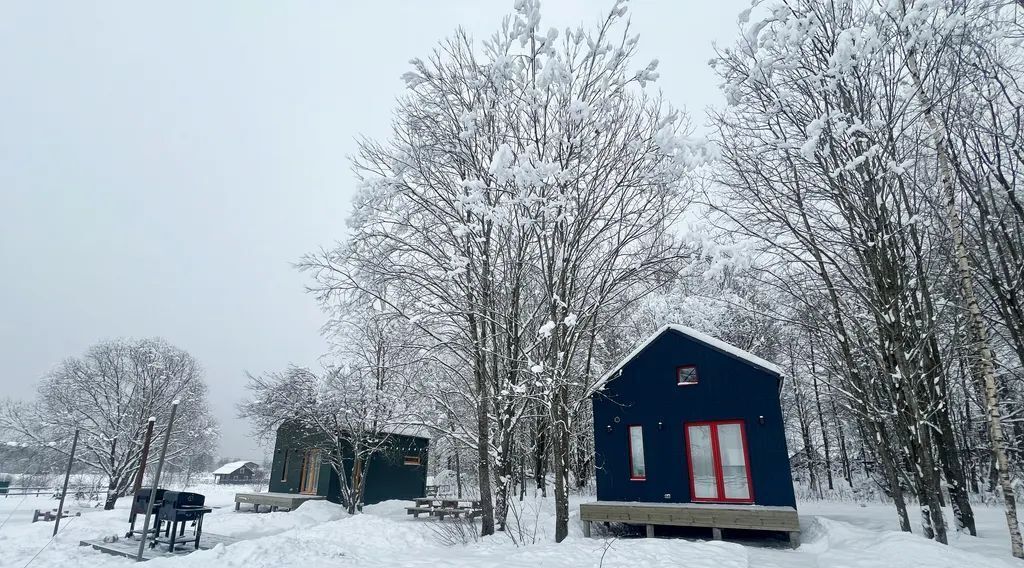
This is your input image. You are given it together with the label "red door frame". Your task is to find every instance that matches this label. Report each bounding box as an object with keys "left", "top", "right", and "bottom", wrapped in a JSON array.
[
  {"left": 683, "top": 419, "right": 754, "bottom": 504},
  {"left": 627, "top": 424, "right": 646, "bottom": 481}
]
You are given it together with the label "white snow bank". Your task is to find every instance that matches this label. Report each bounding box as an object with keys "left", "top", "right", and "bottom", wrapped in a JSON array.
[
  {"left": 795, "top": 516, "right": 1020, "bottom": 568},
  {"left": 1, "top": 494, "right": 1019, "bottom": 568}
]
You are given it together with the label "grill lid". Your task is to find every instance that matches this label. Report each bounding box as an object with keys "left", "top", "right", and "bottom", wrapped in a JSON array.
[{"left": 161, "top": 491, "right": 206, "bottom": 508}]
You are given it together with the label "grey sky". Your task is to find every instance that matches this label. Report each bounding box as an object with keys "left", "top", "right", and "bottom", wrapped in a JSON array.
[{"left": 0, "top": 0, "right": 746, "bottom": 460}]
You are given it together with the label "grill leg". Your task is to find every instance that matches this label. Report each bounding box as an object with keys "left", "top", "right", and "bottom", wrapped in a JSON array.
[
  {"left": 195, "top": 515, "right": 204, "bottom": 550},
  {"left": 168, "top": 521, "right": 177, "bottom": 553}
]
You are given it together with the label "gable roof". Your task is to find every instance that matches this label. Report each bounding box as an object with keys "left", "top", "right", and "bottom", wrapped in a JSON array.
[
  {"left": 596, "top": 324, "right": 783, "bottom": 388},
  {"left": 212, "top": 461, "right": 258, "bottom": 475}
]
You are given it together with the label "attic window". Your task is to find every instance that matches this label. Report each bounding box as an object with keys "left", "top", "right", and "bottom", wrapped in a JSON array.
[
  {"left": 677, "top": 365, "right": 699, "bottom": 386},
  {"left": 403, "top": 456, "right": 421, "bottom": 466}
]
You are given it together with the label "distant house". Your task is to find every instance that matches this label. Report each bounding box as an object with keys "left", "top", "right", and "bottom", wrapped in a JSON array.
[
  {"left": 580, "top": 324, "right": 800, "bottom": 546},
  {"left": 268, "top": 421, "right": 428, "bottom": 506},
  {"left": 213, "top": 461, "right": 260, "bottom": 485}
]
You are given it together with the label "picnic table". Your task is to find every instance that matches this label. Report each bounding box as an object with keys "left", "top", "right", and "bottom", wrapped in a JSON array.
[{"left": 406, "top": 497, "right": 482, "bottom": 520}]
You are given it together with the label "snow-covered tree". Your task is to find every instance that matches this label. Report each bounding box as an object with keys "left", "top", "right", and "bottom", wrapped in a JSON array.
[
  {"left": 0, "top": 338, "right": 217, "bottom": 509},
  {"left": 708, "top": 0, "right": 1024, "bottom": 555},
  {"left": 301, "top": 0, "right": 702, "bottom": 540}
]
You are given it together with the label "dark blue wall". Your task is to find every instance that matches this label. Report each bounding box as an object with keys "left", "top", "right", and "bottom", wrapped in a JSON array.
[{"left": 592, "top": 329, "right": 796, "bottom": 508}]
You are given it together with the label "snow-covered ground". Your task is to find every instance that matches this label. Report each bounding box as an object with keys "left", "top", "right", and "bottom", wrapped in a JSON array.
[{"left": 0, "top": 487, "right": 1019, "bottom": 568}]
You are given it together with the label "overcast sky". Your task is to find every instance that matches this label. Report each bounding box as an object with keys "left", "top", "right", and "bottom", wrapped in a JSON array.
[{"left": 0, "top": 0, "right": 747, "bottom": 460}]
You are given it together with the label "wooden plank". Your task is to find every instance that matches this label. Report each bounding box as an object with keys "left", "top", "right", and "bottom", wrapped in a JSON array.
[
  {"left": 234, "top": 492, "right": 325, "bottom": 511},
  {"left": 80, "top": 532, "right": 239, "bottom": 562},
  {"left": 579, "top": 502, "right": 799, "bottom": 532}
]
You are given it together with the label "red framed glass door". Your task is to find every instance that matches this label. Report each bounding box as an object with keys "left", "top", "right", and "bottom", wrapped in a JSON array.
[{"left": 684, "top": 420, "right": 754, "bottom": 503}]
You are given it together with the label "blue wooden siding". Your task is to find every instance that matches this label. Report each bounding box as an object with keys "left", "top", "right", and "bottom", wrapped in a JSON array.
[{"left": 592, "top": 328, "right": 796, "bottom": 508}]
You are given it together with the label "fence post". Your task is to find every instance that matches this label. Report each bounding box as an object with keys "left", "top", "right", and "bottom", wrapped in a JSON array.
[
  {"left": 53, "top": 429, "right": 80, "bottom": 537},
  {"left": 137, "top": 401, "right": 179, "bottom": 561},
  {"left": 132, "top": 418, "right": 156, "bottom": 495}
]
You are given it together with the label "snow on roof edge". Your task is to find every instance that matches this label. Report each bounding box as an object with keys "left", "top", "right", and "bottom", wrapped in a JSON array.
[
  {"left": 595, "top": 324, "right": 783, "bottom": 389},
  {"left": 212, "top": 460, "right": 259, "bottom": 475}
]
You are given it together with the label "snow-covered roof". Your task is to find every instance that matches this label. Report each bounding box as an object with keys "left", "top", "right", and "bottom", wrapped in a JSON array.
[
  {"left": 597, "top": 324, "right": 783, "bottom": 388},
  {"left": 212, "top": 461, "right": 258, "bottom": 475},
  {"left": 380, "top": 424, "right": 432, "bottom": 440}
]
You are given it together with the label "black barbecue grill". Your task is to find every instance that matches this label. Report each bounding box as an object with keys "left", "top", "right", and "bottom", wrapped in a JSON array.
[
  {"left": 126, "top": 488, "right": 166, "bottom": 538},
  {"left": 150, "top": 491, "right": 212, "bottom": 552}
]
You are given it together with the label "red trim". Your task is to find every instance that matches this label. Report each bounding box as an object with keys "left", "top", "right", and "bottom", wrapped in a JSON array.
[
  {"left": 627, "top": 424, "right": 646, "bottom": 481},
  {"left": 676, "top": 364, "right": 699, "bottom": 385},
  {"left": 683, "top": 420, "right": 754, "bottom": 504}
]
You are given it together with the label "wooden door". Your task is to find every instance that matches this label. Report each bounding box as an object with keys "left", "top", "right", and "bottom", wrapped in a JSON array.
[{"left": 299, "top": 449, "right": 321, "bottom": 495}]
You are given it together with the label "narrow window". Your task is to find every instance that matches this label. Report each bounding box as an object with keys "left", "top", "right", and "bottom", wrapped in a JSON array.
[
  {"left": 687, "top": 424, "right": 717, "bottom": 498},
  {"left": 685, "top": 420, "right": 753, "bottom": 503},
  {"left": 677, "top": 365, "right": 699, "bottom": 386},
  {"left": 280, "top": 449, "right": 290, "bottom": 482},
  {"left": 628, "top": 425, "right": 646, "bottom": 480},
  {"left": 403, "top": 456, "right": 421, "bottom": 466}
]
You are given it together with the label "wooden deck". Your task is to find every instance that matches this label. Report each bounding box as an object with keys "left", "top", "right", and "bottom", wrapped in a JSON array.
[
  {"left": 234, "top": 491, "right": 326, "bottom": 512},
  {"left": 579, "top": 501, "right": 800, "bottom": 547},
  {"left": 80, "top": 532, "right": 239, "bottom": 561}
]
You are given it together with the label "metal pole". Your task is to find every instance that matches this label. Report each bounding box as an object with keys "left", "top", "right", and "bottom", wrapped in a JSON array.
[
  {"left": 131, "top": 418, "right": 156, "bottom": 495},
  {"left": 52, "top": 429, "right": 79, "bottom": 537},
  {"left": 137, "top": 401, "right": 179, "bottom": 562}
]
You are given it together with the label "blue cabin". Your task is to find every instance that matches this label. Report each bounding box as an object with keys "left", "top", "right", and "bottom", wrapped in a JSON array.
[{"left": 580, "top": 324, "right": 800, "bottom": 545}]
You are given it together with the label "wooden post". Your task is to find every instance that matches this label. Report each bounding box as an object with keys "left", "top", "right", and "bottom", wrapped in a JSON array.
[
  {"left": 137, "top": 401, "right": 179, "bottom": 562},
  {"left": 52, "top": 429, "right": 79, "bottom": 537},
  {"left": 711, "top": 527, "right": 723, "bottom": 540},
  {"left": 645, "top": 524, "right": 655, "bottom": 538},
  {"left": 131, "top": 418, "right": 156, "bottom": 495},
  {"left": 582, "top": 520, "right": 591, "bottom": 537}
]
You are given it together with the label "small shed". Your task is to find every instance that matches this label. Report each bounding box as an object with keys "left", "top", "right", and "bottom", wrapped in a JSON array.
[
  {"left": 580, "top": 324, "right": 800, "bottom": 545},
  {"left": 213, "top": 461, "right": 260, "bottom": 485}
]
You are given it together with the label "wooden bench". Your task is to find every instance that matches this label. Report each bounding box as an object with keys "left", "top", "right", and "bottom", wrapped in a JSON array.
[
  {"left": 579, "top": 501, "right": 800, "bottom": 547},
  {"left": 234, "top": 492, "right": 326, "bottom": 513},
  {"left": 32, "top": 509, "right": 80, "bottom": 523}
]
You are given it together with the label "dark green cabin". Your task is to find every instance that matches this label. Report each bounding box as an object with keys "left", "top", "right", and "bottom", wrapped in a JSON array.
[{"left": 268, "top": 421, "right": 429, "bottom": 505}]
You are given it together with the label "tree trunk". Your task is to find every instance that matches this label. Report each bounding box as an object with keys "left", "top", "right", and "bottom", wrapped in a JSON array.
[
  {"left": 104, "top": 478, "right": 120, "bottom": 510},
  {"left": 348, "top": 456, "right": 363, "bottom": 515},
  {"left": 534, "top": 415, "right": 548, "bottom": 497},
  {"left": 475, "top": 362, "right": 495, "bottom": 537},
  {"left": 550, "top": 384, "right": 570, "bottom": 543},
  {"left": 874, "top": 421, "right": 912, "bottom": 533},
  {"left": 811, "top": 358, "right": 834, "bottom": 490},
  {"left": 905, "top": 46, "right": 1023, "bottom": 558}
]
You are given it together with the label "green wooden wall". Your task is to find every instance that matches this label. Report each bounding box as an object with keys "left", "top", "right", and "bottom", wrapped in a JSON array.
[{"left": 268, "top": 421, "right": 428, "bottom": 505}]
